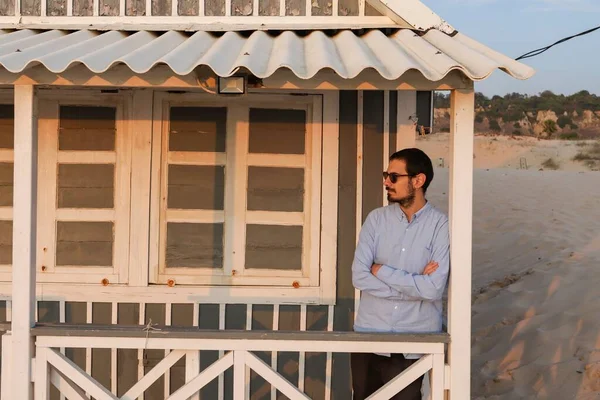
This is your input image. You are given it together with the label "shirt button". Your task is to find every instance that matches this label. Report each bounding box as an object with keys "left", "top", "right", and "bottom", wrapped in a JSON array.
[
  {"left": 402, "top": 248, "right": 405, "bottom": 252},
  {"left": 394, "top": 306, "right": 398, "bottom": 309}
]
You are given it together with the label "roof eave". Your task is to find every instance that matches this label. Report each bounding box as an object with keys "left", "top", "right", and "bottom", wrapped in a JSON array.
[{"left": 365, "top": 0, "right": 455, "bottom": 34}]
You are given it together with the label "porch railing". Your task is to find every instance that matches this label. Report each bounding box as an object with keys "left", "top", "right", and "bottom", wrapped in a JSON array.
[
  {"left": 1, "top": 323, "right": 449, "bottom": 400},
  {"left": 0, "top": 0, "right": 398, "bottom": 28}
]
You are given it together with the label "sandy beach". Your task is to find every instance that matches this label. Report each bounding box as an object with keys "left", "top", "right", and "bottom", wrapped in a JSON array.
[
  {"left": 418, "top": 133, "right": 599, "bottom": 172},
  {"left": 419, "top": 135, "right": 600, "bottom": 399}
]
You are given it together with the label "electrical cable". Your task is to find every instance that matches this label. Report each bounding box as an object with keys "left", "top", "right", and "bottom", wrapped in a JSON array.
[{"left": 515, "top": 24, "right": 600, "bottom": 61}]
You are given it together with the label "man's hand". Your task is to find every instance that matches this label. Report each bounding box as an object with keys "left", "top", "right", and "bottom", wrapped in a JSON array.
[
  {"left": 422, "top": 261, "right": 439, "bottom": 275},
  {"left": 370, "top": 263, "right": 382, "bottom": 276}
]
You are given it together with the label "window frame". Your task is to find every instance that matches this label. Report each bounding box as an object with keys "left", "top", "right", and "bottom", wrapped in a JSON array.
[
  {"left": 34, "top": 91, "right": 132, "bottom": 284},
  {"left": 149, "top": 92, "right": 323, "bottom": 287}
]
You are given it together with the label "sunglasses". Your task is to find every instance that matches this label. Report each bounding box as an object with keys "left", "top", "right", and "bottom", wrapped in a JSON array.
[{"left": 382, "top": 171, "right": 415, "bottom": 184}]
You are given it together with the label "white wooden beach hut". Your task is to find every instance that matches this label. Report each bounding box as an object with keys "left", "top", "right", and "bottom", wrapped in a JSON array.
[{"left": 0, "top": 0, "right": 534, "bottom": 398}]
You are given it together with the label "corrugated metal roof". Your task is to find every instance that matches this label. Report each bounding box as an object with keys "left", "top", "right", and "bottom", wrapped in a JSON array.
[{"left": 0, "top": 29, "right": 534, "bottom": 81}]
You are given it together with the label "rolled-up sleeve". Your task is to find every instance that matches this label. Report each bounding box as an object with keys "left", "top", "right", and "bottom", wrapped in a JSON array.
[{"left": 375, "top": 218, "right": 450, "bottom": 301}]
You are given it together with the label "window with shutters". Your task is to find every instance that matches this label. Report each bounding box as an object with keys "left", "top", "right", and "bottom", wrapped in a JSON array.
[
  {"left": 0, "top": 90, "right": 338, "bottom": 303},
  {"left": 35, "top": 94, "right": 131, "bottom": 284},
  {"left": 149, "top": 93, "right": 325, "bottom": 288}
]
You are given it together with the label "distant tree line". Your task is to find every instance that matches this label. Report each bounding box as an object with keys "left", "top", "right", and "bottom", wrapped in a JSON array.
[{"left": 433, "top": 90, "right": 600, "bottom": 123}]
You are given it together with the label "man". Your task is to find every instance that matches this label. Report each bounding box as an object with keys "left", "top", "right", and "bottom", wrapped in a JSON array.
[{"left": 351, "top": 148, "right": 450, "bottom": 400}]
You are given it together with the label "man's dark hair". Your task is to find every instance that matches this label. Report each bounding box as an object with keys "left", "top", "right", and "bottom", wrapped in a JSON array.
[{"left": 389, "top": 148, "right": 434, "bottom": 194}]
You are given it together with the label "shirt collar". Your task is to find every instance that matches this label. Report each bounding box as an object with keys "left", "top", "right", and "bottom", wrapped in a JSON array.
[
  {"left": 396, "top": 201, "right": 431, "bottom": 223},
  {"left": 413, "top": 201, "right": 431, "bottom": 221}
]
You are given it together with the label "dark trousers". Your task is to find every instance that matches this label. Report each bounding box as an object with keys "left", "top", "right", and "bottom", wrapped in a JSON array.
[{"left": 351, "top": 353, "right": 424, "bottom": 400}]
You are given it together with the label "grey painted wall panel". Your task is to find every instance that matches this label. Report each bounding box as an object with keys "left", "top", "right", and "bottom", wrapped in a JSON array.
[
  {"left": 171, "top": 303, "right": 194, "bottom": 327},
  {"left": 117, "top": 303, "right": 140, "bottom": 396},
  {"left": 66, "top": 301, "right": 87, "bottom": 397},
  {"left": 144, "top": 304, "right": 166, "bottom": 399},
  {"left": 416, "top": 91, "right": 433, "bottom": 129},
  {"left": 250, "top": 305, "right": 274, "bottom": 399},
  {"left": 362, "top": 91, "right": 384, "bottom": 222},
  {"left": 277, "top": 305, "right": 300, "bottom": 399},
  {"left": 331, "top": 91, "right": 358, "bottom": 398},
  {"left": 199, "top": 304, "right": 220, "bottom": 398},
  {"left": 38, "top": 301, "right": 60, "bottom": 323},
  {"left": 390, "top": 92, "right": 398, "bottom": 157},
  {"left": 92, "top": 303, "right": 112, "bottom": 393},
  {"left": 171, "top": 304, "right": 194, "bottom": 394},
  {"left": 305, "top": 305, "right": 328, "bottom": 399},
  {"left": 224, "top": 304, "right": 246, "bottom": 400}
]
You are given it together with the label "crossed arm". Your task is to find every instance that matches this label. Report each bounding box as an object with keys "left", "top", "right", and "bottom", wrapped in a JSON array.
[{"left": 351, "top": 211, "right": 450, "bottom": 301}]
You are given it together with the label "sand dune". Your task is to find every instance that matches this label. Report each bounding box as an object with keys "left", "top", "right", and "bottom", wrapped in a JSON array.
[
  {"left": 417, "top": 133, "right": 599, "bottom": 172},
  {"left": 425, "top": 167, "right": 600, "bottom": 399}
]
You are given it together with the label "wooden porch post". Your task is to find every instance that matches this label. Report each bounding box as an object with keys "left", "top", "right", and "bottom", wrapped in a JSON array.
[
  {"left": 396, "top": 91, "right": 417, "bottom": 150},
  {"left": 448, "top": 87, "right": 474, "bottom": 400},
  {"left": 11, "top": 84, "right": 38, "bottom": 400}
]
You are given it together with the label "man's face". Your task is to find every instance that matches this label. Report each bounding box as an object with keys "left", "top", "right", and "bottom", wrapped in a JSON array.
[{"left": 384, "top": 159, "right": 416, "bottom": 207}]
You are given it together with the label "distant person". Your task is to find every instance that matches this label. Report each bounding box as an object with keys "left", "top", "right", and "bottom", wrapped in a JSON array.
[{"left": 351, "top": 148, "right": 450, "bottom": 400}]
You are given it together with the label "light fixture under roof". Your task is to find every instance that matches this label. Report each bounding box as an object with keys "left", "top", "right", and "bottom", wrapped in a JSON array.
[{"left": 218, "top": 76, "right": 246, "bottom": 95}]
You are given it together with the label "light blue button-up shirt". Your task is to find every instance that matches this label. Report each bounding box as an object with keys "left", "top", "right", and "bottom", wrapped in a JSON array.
[{"left": 352, "top": 202, "right": 450, "bottom": 357}]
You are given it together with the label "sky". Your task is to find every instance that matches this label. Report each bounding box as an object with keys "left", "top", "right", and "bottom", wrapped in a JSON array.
[{"left": 421, "top": 0, "right": 600, "bottom": 97}]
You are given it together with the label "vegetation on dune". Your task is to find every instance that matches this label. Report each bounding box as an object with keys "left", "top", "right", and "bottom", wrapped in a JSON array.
[
  {"left": 572, "top": 141, "right": 600, "bottom": 170},
  {"left": 434, "top": 90, "right": 600, "bottom": 118},
  {"left": 541, "top": 158, "right": 560, "bottom": 170},
  {"left": 433, "top": 90, "right": 600, "bottom": 138},
  {"left": 543, "top": 120, "right": 558, "bottom": 136}
]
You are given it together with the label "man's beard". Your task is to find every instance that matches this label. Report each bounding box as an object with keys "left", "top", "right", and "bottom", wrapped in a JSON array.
[{"left": 387, "top": 182, "right": 416, "bottom": 208}]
